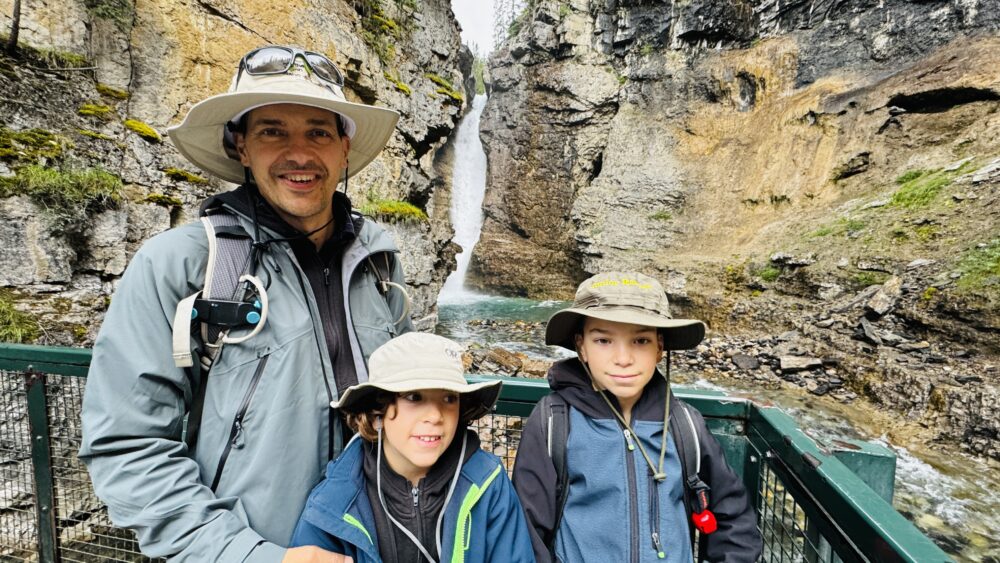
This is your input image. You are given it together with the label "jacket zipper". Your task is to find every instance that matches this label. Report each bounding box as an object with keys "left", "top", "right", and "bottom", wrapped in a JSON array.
[
  {"left": 412, "top": 485, "right": 424, "bottom": 563},
  {"left": 210, "top": 355, "right": 269, "bottom": 491},
  {"left": 649, "top": 474, "right": 665, "bottom": 559},
  {"left": 624, "top": 428, "right": 639, "bottom": 563}
]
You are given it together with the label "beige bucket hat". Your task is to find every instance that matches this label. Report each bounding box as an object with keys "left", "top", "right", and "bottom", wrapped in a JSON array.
[
  {"left": 546, "top": 272, "right": 706, "bottom": 351},
  {"left": 167, "top": 47, "right": 399, "bottom": 183},
  {"left": 332, "top": 332, "right": 502, "bottom": 421}
]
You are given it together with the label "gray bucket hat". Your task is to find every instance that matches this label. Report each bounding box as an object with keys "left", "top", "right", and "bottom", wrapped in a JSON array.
[
  {"left": 332, "top": 332, "right": 502, "bottom": 420},
  {"left": 545, "top": 272, "right": 706, "bottom": 351}
]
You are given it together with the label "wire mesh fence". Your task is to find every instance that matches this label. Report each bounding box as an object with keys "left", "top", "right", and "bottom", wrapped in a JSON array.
[{"left": 0, "top": 356, "right": 946, "bottom": 562}]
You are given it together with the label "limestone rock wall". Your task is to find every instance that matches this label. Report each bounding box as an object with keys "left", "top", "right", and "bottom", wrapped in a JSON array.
[
  {"left": 474, "top": 0, "right": 1000, "bottom": 299},
  {"left": 0, "top": 0, "right": 472, "bottom": 341}
]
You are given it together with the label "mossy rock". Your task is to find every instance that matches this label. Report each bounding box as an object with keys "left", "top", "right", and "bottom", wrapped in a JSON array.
[
  {"left": 384, "top": 72, "right": 412, "bottom": 96},
  {"left": 78, "top": 103, "right": 115, "bottom": 119},
  {"left": 358, "top": 199, "right": 428, "bottom": 223},
  {"left": 124, "top": 119, "right": 161, "bottom": 143},
  {"left": 146, "top": 193, "right": 184, "bottom": 207},
  {"left": 77, "top": 128, "right": 115, "bottom": 141},
  {"left": 163, "top": 167, "right": 207, "bottom": 184},
  {"left": 435, "top": 87, "right": 463, "bottom": 104},
  {"left": 0, "top": 165, "right": 123, "bottom": 228},
  {"left": 0, "top": 127, "right": 68, "bottom": 163},
  {"left": 0, "top": 291, "right": 40, "bottom": 344},
  {"left": 96, "top": 83, "right": 130, "bottom": 100}
]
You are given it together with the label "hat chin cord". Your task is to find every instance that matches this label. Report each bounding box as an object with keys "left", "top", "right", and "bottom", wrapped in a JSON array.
[
  {"left": 376, "top": 422, "right": 467, "bottom": 563},
  {"left": 578, "top": 351, "right": 671, "bottom": 483}
]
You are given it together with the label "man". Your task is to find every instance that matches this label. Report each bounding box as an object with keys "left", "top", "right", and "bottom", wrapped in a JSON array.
[{"left": 80, "top": 45, "right": 413, "bottom": 562}]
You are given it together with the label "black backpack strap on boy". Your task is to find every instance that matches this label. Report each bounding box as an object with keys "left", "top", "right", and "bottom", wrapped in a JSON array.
[
  {"left": 538, "top": 393, "right": 570, "bottom": 554},
  {"left": 672, "top": 401, "right": 718, "bottom": 536}
]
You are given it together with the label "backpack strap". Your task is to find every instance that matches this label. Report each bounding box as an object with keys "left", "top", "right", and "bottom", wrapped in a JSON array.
[
  {"left": 672, "top": 400, "right": 717, "bottom": 536},
  {"left": 171, "top": 212, "right": 257, "bottom": 450},
  {"left": 539, "top": 393, "right": 570, "bottom": 554}
]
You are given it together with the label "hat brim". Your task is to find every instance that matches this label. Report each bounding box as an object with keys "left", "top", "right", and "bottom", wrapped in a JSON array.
[
  {"left": 545, "top": 307, "right": 706, "bottom": 351},
  {"left": 332, "top": 377, "right": 503, "bottom": 421},
  {"left": 167, "top": 91, "right": 399, "bottom": 184}
]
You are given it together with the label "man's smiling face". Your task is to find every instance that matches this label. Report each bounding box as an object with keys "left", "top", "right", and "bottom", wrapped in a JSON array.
[{"left": 234, "top": 103, "right": 350, "bottom": 233}]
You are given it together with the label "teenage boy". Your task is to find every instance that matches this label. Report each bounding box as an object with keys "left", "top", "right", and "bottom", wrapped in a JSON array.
[
  {"left": 291, "top": 332, "right": 536, "bottom": 563},
  {"left": 513, "top": 272, "right": 762, "bottom": 562}
]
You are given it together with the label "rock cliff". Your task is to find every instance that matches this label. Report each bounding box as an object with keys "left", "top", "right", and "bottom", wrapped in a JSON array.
[
  {"left": 474, "top": 0, "right": 1000, "bottom": 458},
  {"left": 0, "top": 0, "right": 470, "bottom": 338}
]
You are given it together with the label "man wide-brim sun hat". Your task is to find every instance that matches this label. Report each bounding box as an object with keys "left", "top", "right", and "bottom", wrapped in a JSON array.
[
  {"left": 546, "top": 272, "right": 706, "bottom": 351},
  {"left": 332, "top": 332, "right": 502, "bottom": 421},
  {"left": 167, "top": 63, "right": 399, "bottom": 184}
]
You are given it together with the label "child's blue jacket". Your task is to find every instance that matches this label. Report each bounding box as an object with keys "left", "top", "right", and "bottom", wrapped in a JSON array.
[{"left": 290, "top": 435, "right": 536, "bottom": 563}]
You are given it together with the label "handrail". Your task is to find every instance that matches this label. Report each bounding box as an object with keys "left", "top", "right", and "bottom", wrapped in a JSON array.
[{"left": 0, "top": 342, "right": 952, "bottom": 561}]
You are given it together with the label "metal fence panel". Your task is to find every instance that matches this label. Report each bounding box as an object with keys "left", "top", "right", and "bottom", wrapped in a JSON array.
[{"left": 0, "top": 344, "right": 951, "bottom": 563}]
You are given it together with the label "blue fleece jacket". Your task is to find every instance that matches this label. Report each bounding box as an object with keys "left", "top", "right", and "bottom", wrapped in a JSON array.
[{"left": 291, "top": 436, "right": 536, "bottom": 563}]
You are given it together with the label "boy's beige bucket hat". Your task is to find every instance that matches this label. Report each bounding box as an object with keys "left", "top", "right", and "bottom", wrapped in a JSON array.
[
  {"left": 167, "top": 51, "right": 399, "bottom": 184},
  {"left": 546, "top": 272, "right": 706, "bottom": 351},
  {"left": 331, "top": 332, "right": 502, "bottom": 420}
]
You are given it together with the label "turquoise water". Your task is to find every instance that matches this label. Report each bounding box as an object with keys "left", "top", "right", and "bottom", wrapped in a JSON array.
[{"left": 435, "top": 293, "right": 999, "bottom": 562}]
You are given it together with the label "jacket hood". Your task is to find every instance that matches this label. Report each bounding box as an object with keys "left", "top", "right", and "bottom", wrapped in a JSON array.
[{"left": 548, "top": 357, "right": 673, "bottom": 423}]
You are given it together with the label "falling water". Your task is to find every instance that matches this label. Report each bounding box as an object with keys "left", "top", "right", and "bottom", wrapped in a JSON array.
[{"left": 439, "top": 94, "right": 488, "bottom": 302}]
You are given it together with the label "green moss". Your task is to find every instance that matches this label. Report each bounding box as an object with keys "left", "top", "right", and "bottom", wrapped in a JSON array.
[
  {"left": 914, "top": 225, "right": 939, "bottom": 242},
  {"left": 124, "top": 119, "right": 161, "bottom": 143},
  {"left": 78, "top": 103, "right": 115, "bottom": 119},
  {"left": 649, "top": 210, "right": 672, "bottom": 221},
  {"left": 956, "top": 239, "right": 1000, "bottom": 291},
  {"left": 723, "top": 261, "right": 749, "bottom": 288},
  {"left": 921, "top": 286, "right": 938, "bottom": 301},
  {"left": 0, "top": 165, "right": 123, "bottom": 226},
  {"left": 96, "top": 83, "right": 130, "bottom": 100},
  {"left": 52, "top": 297, "right": 73, "bottom": 314},
  {"left": 84, "top": 0, "right": 134, "bottom": 32},
  {"left": 558, "top": 4, "right": 571, "bottom": 19},
  {"left": 890, "top": 162, "right": 977, "bottom": 209},
  {"left": 853, "top": 271, "right": 890, "bottom": 287},
  {"left": 35, "top": 47, "right": 89, "bottom": 68},
  {"left": 757, "top": 266, "right": 782, "bottom": 282},
  {"left": 0, "top": 127, "right": 68, "bottom": 163},
  {"left": 895, "top": 169, "right": 927, "bottom": 184},
  {"left": 809, "top": 217, "right": 865, "bottom": 238},
  {"left": 640, "top": 43, "right": 654, "bottom": 56},
  {"left": 163, "top": 167, "right": 207, "bottom": 184},
  {"left": 146, "top": 193, "right": 183, "bottom": 207},
  {"left": 435, "top": 87, "right": 463, "bottom": 103},
  {"left": 77, "top": 128, "right": 115, "bottom": 141},
  {"left": 72, "top": 325, "right": 89, "bottom": 342},
  {"left": 0, "top": 291, "right": 40, "bottom": 344},
  {"left": 425, "top": 73, "right": 454, "bottom": 89},
  {"left": 358, "top": 199, "right": 428, "bottom": 222},
  {"left": 384, "top": 72, "right": 412, "bottom": 96}
]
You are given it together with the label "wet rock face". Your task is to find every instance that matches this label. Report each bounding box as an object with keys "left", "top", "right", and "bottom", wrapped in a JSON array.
[{"left": 0, "top": 0, "right": 468, "bottom": 343}]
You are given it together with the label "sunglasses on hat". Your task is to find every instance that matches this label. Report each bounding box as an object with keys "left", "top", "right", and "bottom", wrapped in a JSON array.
[{"left": 236, "top": 46, "right": 345, "bottom": 88}]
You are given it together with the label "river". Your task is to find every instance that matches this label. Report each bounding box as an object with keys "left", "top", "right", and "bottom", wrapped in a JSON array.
[{"left": 435, "top": 94, "right": 999, "bottom": 561}]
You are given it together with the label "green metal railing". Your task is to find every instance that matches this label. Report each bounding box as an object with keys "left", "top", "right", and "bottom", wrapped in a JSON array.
[{"left": 0, "top": 344, "right": 950, "bottom": 562}]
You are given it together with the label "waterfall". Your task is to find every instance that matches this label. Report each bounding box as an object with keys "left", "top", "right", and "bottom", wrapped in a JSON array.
[{"left": 439, "top": 94, "right": 488, "bottom": 302}]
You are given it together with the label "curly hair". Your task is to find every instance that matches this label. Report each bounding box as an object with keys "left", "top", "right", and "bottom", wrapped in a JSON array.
[{"left": 345, "top": 391, "right": 396, "bottom": 442}]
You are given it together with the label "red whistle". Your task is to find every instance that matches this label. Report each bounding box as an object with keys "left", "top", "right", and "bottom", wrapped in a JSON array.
[{"left": 692, "top": 510, "right": 717, "bottom": 534}]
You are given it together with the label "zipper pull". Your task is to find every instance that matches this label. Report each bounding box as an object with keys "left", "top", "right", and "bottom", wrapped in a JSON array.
[
  {"left": 623, "top": 429, "right": 636, "bottom": 451},
  {"left": 232, "top": 421, "right": 245, "bottom": 449},
  {"left": 323, "top": 267, "right": 330, "bottom": 286},
  {"left": 651, "top": 532, "right": 665, "bottom": 559},
  {"left": 411, "top": 486, "right": 419, "bottom": 507}
]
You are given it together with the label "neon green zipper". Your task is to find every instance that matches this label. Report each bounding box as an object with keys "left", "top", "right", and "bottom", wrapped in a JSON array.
[{"left": 449, "top": 465, "right": 503, "bottom": 563}]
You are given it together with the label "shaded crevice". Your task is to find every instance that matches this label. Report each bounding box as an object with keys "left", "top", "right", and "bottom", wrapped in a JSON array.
[
  {"left": 196, "top": 1, "right": 271, "bottom": 42},
  {"left": 401, "top": 122, "right": 453, "bottom": 160},
  {"left": 886, "top": 87, "right": 1000, "bottom": 114}
]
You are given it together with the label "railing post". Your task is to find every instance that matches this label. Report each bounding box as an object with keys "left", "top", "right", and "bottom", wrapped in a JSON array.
[{"left": 25, "top": 370, "right": 58, "bottom": 563}]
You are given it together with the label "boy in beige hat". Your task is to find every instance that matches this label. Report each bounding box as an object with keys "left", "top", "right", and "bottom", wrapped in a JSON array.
[
  {"left": 291, "top": 332, "right": 535, "bottom": 563},
  {"left": 513, "top": 272, "right": 761, "bottom": 563}
]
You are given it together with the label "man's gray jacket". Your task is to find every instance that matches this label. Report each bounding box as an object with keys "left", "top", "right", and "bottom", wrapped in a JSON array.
[{"left": 79, "top": 206, "right": 412, "bottom": 562}]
